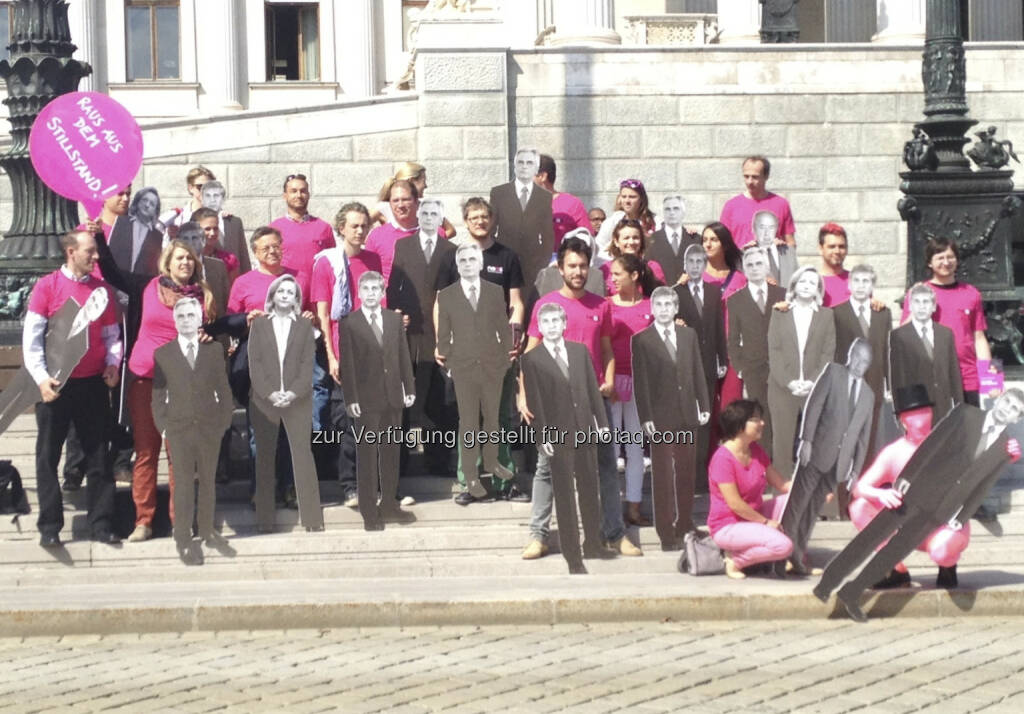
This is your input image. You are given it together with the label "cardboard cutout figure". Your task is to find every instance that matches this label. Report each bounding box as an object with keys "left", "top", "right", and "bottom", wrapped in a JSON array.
[
  {"left": 108, "top": 186, "right": 163, "bottom": 277},
  {"left": 647, "top": 195, "right": 697, "bottom": 286},
  {"left": 752, "top": 210, "right": 798, "bottom": 286},
  {"left": 435, "top": 243, "right": 515, "bottom": 497},
  {"left": 888, "top": 283, "right": 963, "bottom": 423},
  {"left": 846, "top": 384, "right": 970, "bottom": 591},
  {"left": 726, "top": 248, "right": 787, "bottom": 454},
  {"left": 832, "top": 264, "right": 890, "bottom": 466},
  {"left": 248, "top": 274, "right": 324, "bottom": 533},
  {"left": 0, "top": 291, "right": 107, "bottom": 437},
  {"left": 340, "top": 271, "right": 416, "bottom": 530},
  {"left": 632, "top": 286, "right": 710, "bottom": 549},
  {"left": 201, "top": 180, "right": 251, "bottom": 274},
  {"left": 767, "top": 266, "right": 836, "bottom": 478},
  {"left": 521, "top": 303, "right": 609, "bottom": 574},
  {"left": 814, "top": 391, "right": 1024, "bottom": 622},
  {"left": 774, "top": 338, "right": 875, "bottom": 576},
  {"left": 151, "top": 297, "right": 234, "bottom": 564},
  {"left": 177, "top": 220, "right": 229, "bottom": 319},
  {"left": 672, "top": 244, "right": 728, "bottom": 478},
  {"left": 489, "top": 148, "right": 555, "bottom": 288}
]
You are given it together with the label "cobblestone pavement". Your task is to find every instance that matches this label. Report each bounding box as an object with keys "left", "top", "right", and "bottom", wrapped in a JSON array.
[{"left": 1, "top": 618, "right": 1023, "bottom": 713}]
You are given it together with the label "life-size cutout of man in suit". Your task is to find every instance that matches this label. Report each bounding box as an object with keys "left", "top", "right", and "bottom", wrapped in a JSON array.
[
  {"left": 832, "top": 265, "right": 891, "bottom": 466},
  {"left": 889, "top": 282, "right": 963, "bottom": 424},
  {"left": 436, "top": 243, "right": 515, "bottom": 498},
  {"left": 202, "top": 180, "right": 252, "bottom": 275},
  {"left": 177, "top": 221, "right": 230, "bottom": 321},
  {"left": 647, "top": 195, "right": 698, "bottom": 287},
  {"left": 110, "top": 186, "right": 164, "bottom": 279},
  {"left": 489, "top": 147, "right": 555, "bottom": 289},
  {"left": 774, "top": 338, "right": 875, "bottom": 577},
  {"left": 767, "top": 266, "right": 836, "bottom": 478},
  {"left": 340, "top": 271, "right": 416, "bottom": 530},
  {"left": 387, "top": 200, "right": 457, "bottom": 475},
  {"left": 751, "top": 210, "right": 798, "bottom": 287},
  {"left": 632, "top": 286, "right": 711, "bottom": 550},
  {"left": 152, "top": 298, "right": 234, "bottom": 564},
  {"left": 727, "top": 248, "right": 786, "bottom": 455},
  {"left": 248, "top": 274, "right": 324, "bottom": 533},
  {"left": 673, "top": 244, "right": 727, "bottom": 482},
  {"left": 814, "top": 390, "right": 1024, "bottom": 622},
  {"left": 521, "top": 302, "right": 609, "bottom": 574}
]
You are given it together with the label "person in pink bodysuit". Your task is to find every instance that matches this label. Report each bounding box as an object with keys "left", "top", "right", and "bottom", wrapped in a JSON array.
[{"left": 847, "top": 383, "right": 970, "bottom": 589}]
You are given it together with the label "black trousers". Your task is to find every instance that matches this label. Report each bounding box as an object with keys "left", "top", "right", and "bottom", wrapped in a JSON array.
[
  {"left": 166, "top": 428, "right": 218, "bottom": 546},
  {"left": 777, "top": 461, "right": 836, "bottom": 573},
  {"left": 550, "top": 445, "right": 601, "bottom": 571},
  {"left": 327, "top": 386, "right": 357, "bottom": 494},
  {"left": 354, "top": 409, "right": 402, "bottom": 529},
  {"left": 63, "top": 384, "right": 133, "bottom": 478},
  {"left": 35, "top": 376, "right": 115, "bottom": 537},
  {"left": 650, "top": 440, "right": 696, "bottom": 548}
]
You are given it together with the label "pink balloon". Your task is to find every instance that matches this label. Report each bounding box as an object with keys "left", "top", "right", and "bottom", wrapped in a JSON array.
[{"left": 29, "top": 92, "right": 143, "bottom": 208}]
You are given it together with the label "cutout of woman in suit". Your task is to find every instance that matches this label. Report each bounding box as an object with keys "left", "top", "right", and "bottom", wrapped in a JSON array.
[
  {"left": 767, "top": 266, "right": 836, "bottom": 478},
  {"left": 248, "top": 274, "right": 324, "bottom": 533}
]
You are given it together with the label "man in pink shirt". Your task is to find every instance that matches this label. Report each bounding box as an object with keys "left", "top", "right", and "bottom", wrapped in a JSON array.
[
  {"left": 365, "top": 179, "right": 419, "bottom": 284},
  {"left": 270, "top": 174, "right": 335, "bottom": 313},
  {"left": 720, "top": 155, "right": 796, "bottom": 249},
  {"left": 818, "top": 222, "right": 850, "bottom": 307},
  {"left": 535, "top": 154, "right": 588, "bottom": 249}
]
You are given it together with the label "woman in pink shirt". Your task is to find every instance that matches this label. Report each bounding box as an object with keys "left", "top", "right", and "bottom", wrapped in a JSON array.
[
  {"left": 606, "top": 253, "right": 655, "bottom": 526},
  {"left": 707, "top": 399, "right": 792, "bottom": 578},
  {"left": 600, "top": 218, "right": 665, "bottom": 296},
  {"left": 125, "top": 240, "right": 215, "bottom": 543}
]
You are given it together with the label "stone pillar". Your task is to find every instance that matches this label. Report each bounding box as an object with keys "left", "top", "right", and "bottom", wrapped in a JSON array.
[
  {"left": 197, "top": 0, "right": 243, "bottom": 109},
  {"left": 826, "top": 0, "right": 876, "bottom": 42},
  {"left": 872, "top": 0, "right": 925, "bottom": 44},
  {"left": 717, "top": 0, "right": 761, "bottom": 45},
  {"left": 67, "top": 0, "right": 102, "bottom": 91},
  {"left": 968, "top": 0, "right": 1024, "bottom": 41},
  {"left": 549, "top": 0, "right": 621, "bottom": 46},
  {"left": 337, "top": 0, "right": 378, "bottom": 97}
]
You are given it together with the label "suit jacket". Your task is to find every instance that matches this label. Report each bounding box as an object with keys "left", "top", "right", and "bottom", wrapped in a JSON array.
[
  {"left": 898, "top": 404, "right": 1011, "bottom": 521},
  {"left": 798, "top": 362, "right": 875, "bottom": 482},
  {"left": 489, "top": 182, "right": 555, "bottom": 288},
  {"left": 247, "top": 314, "right": 315, "bottom": 414},
  {"left": 767, "top": 306, "right": 836, "bottom": 391},
  {"left": 151, "top": 340, "right": 233, "bottom": 437},
  {"left": 726, "top": 283, "right": 787, "bottom": 381},
  {"left": 339, "top": 308, "right": 414, "bottom": 413},
  {"left": 436, "top": 280, "right": 510, "bottom": 374},
  {"left": 202, "top": 255, "right": 229, "bottom": 320},
  {"left": 673, "top": 281, "right": 727, "bottom": 390},
  {"left": 108, "top": 216, "right": 162, "bottom": 277},
  {"left": 834, "top": 301, "right": 890, "bottom": 398},
  {"left": 888, "top": 321, "right": 963, "bottom": 418},
  {"left": 521, "top": 341, "right": 609, "bottom": 440},
  {"left": 631, "top": 323, "right": 711, "bottom": 432},
  {"left": 221, "top": 215, "right": 252, "bottom": 275},
  {"left": 766, "top": 244, "right": 799, "bottom": 286},
  {"left": 647, "top": 228, "right": 698, "bottom": 287},
  {"left": 387, "top": 234, "right": 456, "bottom": 362}
]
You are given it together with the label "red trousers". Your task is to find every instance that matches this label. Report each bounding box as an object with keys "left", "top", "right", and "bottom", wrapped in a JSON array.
[{"left": 128, "top": 377, "right": 176, "bottom": 526}]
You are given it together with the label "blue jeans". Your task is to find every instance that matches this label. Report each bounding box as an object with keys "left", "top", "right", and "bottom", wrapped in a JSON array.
[
  {"left": 312, "top": 343, "right": 332, "bottom": 432},
  {"left": 528, "top": 399, "right": 625, "bottom": 543}
]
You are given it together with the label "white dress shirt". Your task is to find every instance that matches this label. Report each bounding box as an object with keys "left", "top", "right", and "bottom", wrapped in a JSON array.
[
  {"left": 361, "top": 305, "right": 384, "bottom": 336},
  {"left": 461, "top": 278, "right": 481, "bottom": 304},
  {"left": 514, "top": 179, "right": 533, "bottom": 207},
  {"left": 177, "top": 334, "right": 200, "bottom": 365},
  {"left": 792, "top": 302, "right": 817, "bottom": 380},
  {"left": 543, "top": 338, "right": 568, "bottom": 363},
  {"left": 270, "top": 312, "right": 294, "bottom": 391}
]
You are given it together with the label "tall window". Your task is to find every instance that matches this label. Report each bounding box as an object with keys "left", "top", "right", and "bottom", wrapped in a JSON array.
[
  {"left": 0, "top": 2, "right": 12, "bottom": 61},
  {"left": 265, "top": 2, "right": 320, "bottom": 80},
  {"left": 126, "top": 0, "right": 180, "bottom": 80}
]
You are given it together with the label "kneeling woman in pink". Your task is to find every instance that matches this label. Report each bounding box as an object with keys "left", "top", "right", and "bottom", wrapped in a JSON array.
[
  {"left": 707, "top": 399, "right": 792, "bottom": 578},
  {"left": 600, "top": 218, "right": 665, "bottom": 296},
  {"left": 606, "top": 253, "right": 655, "bottom": 526},
  {"left": 126, "top": 240, "right": 215, "bottom": 543},
  {"left": 848, "top": 385, "right": 969, "bottom": 588}
]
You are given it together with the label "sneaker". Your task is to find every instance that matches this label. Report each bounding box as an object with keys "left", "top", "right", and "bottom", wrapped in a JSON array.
[
  {"left": 521, "top": 539, "right": 549, "bottom": 560},
  {"left": 609, "top": 536, "right": 643, "bottom": 557},
  {"left": 127, "top": 524, "right": 152, "bottom": 542},
  {"left": 502, "top": 484, "right": 531, "bottom": 502},
  {"left": 454, "top": 491, "right": 477, "bottom": 506},
  {"left": 343, "top": 491, "right": 359, "bottom": 508},
  {"left": 61, "top": 473, "right": 83, "bottom": 492},
  {"left": 400, "top": 495, "right": 416, "bottom": 506}
]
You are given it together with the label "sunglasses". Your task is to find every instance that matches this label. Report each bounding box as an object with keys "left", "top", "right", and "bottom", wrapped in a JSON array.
[
  {"left": 619, "top": 179, "right": 645, "bottom": 192},
  {"left": 283, "top": 174, "right": 308, "bottom": 190}
]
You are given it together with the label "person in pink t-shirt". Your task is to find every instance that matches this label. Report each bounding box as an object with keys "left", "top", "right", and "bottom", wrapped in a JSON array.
[
  {"left": 365, "top": 179, "right": 420, "bottom": 285},
  {"left": 900, "top": 237, "right": 992, "bottom": 407},
  {"left": 269, "top": 174, "right": 335, "bottom": 312},
  {"left": 227, "top": 227, "right": 296, "bottom": 316},
  {"left": 535, "top": 154, "right": 589, "bottom": 249},
  {"left": 720, "top": 156, "right": 796, "bottom": 250},
  {"left": 707, "top": 399, "right": 792, "bottom": 578}
]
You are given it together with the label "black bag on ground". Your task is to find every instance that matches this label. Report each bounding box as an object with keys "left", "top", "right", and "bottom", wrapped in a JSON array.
[{"left": 0, "top": 460, "right": 30, "bottom": 516}]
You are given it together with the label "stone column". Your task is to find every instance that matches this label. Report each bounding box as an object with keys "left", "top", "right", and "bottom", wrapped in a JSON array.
[
  {"left": 67, "top": 0, "right": 102, "bottom": 91},
  {"left": 968, "top": 0, "right": 1024, "bottom": 41},
  {"left": 197, "top": 0, "right": 243, "bottom": 109},
  {"left": 717, "top": 0, "right": 761, "bottom": 45},
  {"left": 549, "top": 0, "right": 620, "bottom": 46},
  {"left": 872, "top": 0, "right": 925, "bottom": 44},
  {"left": 337, "top": 0, "right": 378, "bottom": 97}
]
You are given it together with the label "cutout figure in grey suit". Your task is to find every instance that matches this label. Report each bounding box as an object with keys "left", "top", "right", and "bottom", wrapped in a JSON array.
[
  {"left": 521, "top": 303, "right": 609, "bottom": 574},
  {"left": 152, "top": 298, "right": 234, "bottom": 564},
  {"left": 888, "top": 283, "right": 963, "bottom": 424},
  {"left": 632, "top": 286, "right": 711, "bottom": 549},
  {"left": 767, "top": 266, "right": 836, "bottom": 478},
  {"left": 489, "top": 148, "right": 555, "bottom": 288},
  {"left": 753, "top": 210, "right": 797, "bottom": 287},
  {"left": 647, "top": 195, "right": 697, "bottom": 286},
  {"left": 775, "top": 338, "right": 875, "bottom": 577},
  {"left": 435, "top": 243, "right": 515, "bottom": 498},
  {"left": 341, "top": 271, "right": 416, "bottom": 531},
  {"left": 178, "top": 221, "right": 229, "bottom": 319},
  {"left": 202, "top": 180, "right": 252, "bottom": 275},
  {"left": 248, "top": 275, "right": 324, "bottom": 533}
]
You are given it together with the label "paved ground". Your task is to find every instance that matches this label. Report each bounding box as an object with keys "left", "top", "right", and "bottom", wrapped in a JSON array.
[{"left": 1, "top": 618, "right": 1023, "bottom": 713}]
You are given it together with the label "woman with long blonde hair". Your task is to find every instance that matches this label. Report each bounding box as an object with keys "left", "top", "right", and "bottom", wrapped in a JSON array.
[{"left": 371, "top": 162, "right": 455, "bottom": 238}]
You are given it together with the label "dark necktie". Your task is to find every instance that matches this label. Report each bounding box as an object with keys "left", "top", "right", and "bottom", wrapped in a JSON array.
[
  {"left": 768, "top": 249, "right": 779, "bottom": 279},
  {"left": 424, "top": 238, "right": 433, "bottom": 263},
  {"left": 858, "top": 305, "right": 870, "bottom": 337},
  {"left": 370, "top": 312, "right": 383, "bottom": 347},
  {"left": 848, "top": 378, "right": 858, "bottom": 419},
  {"left": 921, "top": 325, "right": 934, "bottom": 359},
  {"left": 663, "top": 328, "right": 676, "bottom": 361},
  {"left": 670, "top": 231, "right": 679, "bottom": 254},
  {"left": 468, "top": 284, "right": 478, "bottom": 311},
  {"left": 186, "top": 342, "right": 196, "bottom": 370},
  {"left": 519, "top": 186, "right": 529, "bottom": 211},
  {"left": 553, "top": 345, "right": 569, "bottom": 380},
  {"left": 692, "top": 285, "right": 703, "bottom": 316},
  {"left": 756, "top": 287, "right": 766, "bottom": 314}
]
